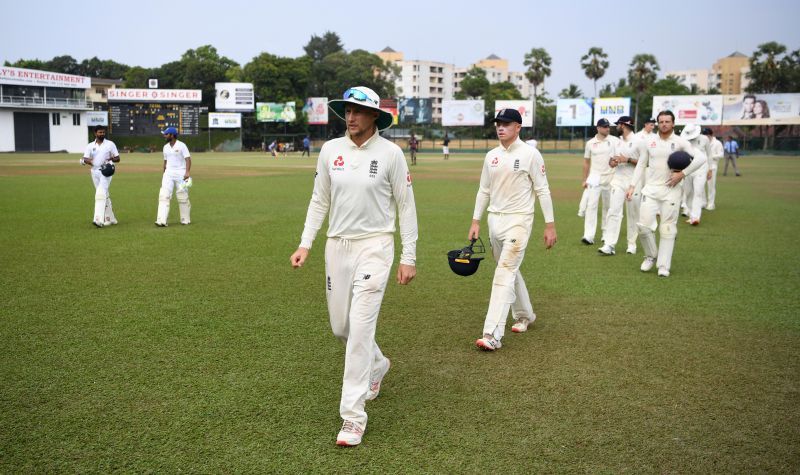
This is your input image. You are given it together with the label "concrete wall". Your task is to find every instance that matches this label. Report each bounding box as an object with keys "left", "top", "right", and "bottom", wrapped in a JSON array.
[
  {"left": 49, "top": 111, "right": 87, "bottom": 153},
  {"left": 0, "top": 111, "right": 14, "bottom": 152}
]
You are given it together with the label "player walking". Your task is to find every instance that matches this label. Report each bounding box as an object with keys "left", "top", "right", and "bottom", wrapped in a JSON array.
[
  {"left": 581, "top": 118, "right": 619, "bottom": 245},
  {"left": 81, "top": 125, "right": 120, "bottom": 227},
  {"left": 469, "top": 108, "right": 557, "bottom": 351},
  {"left": 408, "top": 132, "right": 418, "bottom": 166},
  {"left": 703, "top": 128, "right": 723, "bottom": 210},
  {"left": 600, "top": 116, "right": 640, "bottom": 255},
  {"left": 290, "top": 86, "right": 418, "bottom": 447},
  {"left": 680, "top": 124, "right": 710, "bottom": 225},
  {"left": 155, "top": 127, "right": 192, "bottom": 226}
]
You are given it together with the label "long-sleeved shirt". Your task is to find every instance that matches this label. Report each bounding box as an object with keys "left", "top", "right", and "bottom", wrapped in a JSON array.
[
  {"left": 709, "top": 137, "right": 724, "bottom": 163},
  {"left": 584, "top": 134, "right": 620, "bottom": 186},
  {"left": 632, "top": 131, "right": 706, "bottom": 200},
  {"left": 473, "top": 137, "right": 555, "bottom": 223},
  {"left": 611, "top": 132, "right": 640, "bottom": 188},
  {"left": 299, "top": 130, "right": 418, "bottom": 265}
]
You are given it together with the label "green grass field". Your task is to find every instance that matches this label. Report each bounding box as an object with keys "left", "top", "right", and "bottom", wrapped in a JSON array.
[{"left": 1, "top": 150, "right": 798, "bottom": 473}]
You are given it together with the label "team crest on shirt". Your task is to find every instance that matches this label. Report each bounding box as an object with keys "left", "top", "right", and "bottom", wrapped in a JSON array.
[
  {"left": 332, "top": 155, "right": 345, "bottom": 171},
  {"left": 406, "top": 171, "right": 412, "bottom": 186},
  {"left": 671, "top": 143, "right": 676, "bottom": 151},
  {"left": 491, "top": 157, "right": 499, "bottom": 167},
  {"left": 649, "top": 141, "right": 657, "bottom": 148},
  {"left": 369, "top": 160, "right": 378, "bottom": 178},
  {"left": 540, "top": 164, "right": 546, "bottom": 175}
]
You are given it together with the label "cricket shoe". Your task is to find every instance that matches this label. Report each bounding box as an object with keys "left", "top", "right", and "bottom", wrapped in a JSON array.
[
  {"left": 705, "top": 205, "right": 716, "bottom": 211},
  {"left": 180, "top": 220, "right": 191, "bottom": 225},
  {"left": 336, "top": 420, "right": 365, "bottom": 447},
  {"left": 598, "top": 244, "right": 615, "bottom": 256},
  {"left": 155, "top": 222, "right": 168, "bottom": 227},
  {"left": 92, "top": 221, "right": 104, "bottom": 228},
  {"left": 511, "top": 314, "right": 536, "bottom": 333},
  {"left": 658, "top": 267, "right": 671, "bottom": 277},
  {"left": 626, "top": 245, "right": 637, "bottom": 254},
  {"left": 366, "top": 358, "right": 391, "bottom": 401},
  {"left": 640, "top": 257, "right": 656, "bottom": 272},
  {"left": 476, "top": 334, "right": 502, "bottom": 351},
  {"left": 581, "top": 237, "right": 594, "bottom": 245}
]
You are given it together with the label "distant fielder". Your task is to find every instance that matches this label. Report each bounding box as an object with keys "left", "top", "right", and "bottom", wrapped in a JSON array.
[
  {"left": 81, "top": 125, "right": 120, "bottom": 227},
  {"left": 155, "top": 127, "right": 192, "bottom": 226}
]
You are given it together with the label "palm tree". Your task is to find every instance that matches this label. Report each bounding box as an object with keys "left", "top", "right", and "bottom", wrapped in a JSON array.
[
  {"left": 580, "top": 47, "right": 609, "bottom": 98},
  {"left": 523, "top": 48, "right": 552, "bottom": 135},
  {"left": 747, "top": 41, "right": 788, "bottom": 93},
  {"left": 559, "top": 83, "right": 583, "bottom": 99},
  {"left": 627, "top": 54, "right": 660, "bottom": 128}
]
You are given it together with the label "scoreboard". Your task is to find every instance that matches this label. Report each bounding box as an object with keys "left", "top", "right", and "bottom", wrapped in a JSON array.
[{"left": 109, "top": 103, "right": 200, "bottom": 136}]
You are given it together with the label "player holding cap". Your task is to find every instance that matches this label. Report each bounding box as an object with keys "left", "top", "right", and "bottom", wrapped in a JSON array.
[
  {"left": 626, "top": 111, "right": 706, "bottom": 277},
  {"left": 155, "top": 127, "right": 192, "bottom": 226},
  {"left": 81, "top": 125, "right": 120, "bottom": 227},
  {"left": 702, "top": 128, "right": 723, "bottom": 210},
  {"left": 581, "top": 118, "right": 619, "bottom": 245},
  {"left": 680, "top": 124, "right": 710, "bottom": 225},
  {"left": 290, "top": 86, "right": 418, "bottom": 447},
  {"left": 601, "top": 116, "right": 641, "bottom": 255},
  {"left": 469, "top": 108, "right": 557, "bottom": 351}
]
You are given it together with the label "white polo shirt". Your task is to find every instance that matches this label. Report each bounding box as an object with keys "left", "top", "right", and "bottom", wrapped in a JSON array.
[
  {"left": 473, "top": 137, "right": 554, "bottom": 223},
  {"left": 709, "top": 137, "right": 724, "bottom": 164},
  {"left": 584, "top": 134, "right": 619, "bottom": 186},
  {"left": 632, "top": 131, "right": 705, "bottom": 200},
  {"left": 83, "top": 139, "right": 119, "bottom": 170},
  {"left": 635, "top": 129, "right": 656, "bottom": 141},
  {"left": 611, "top": 132, "right": 641, "bottom": 188},
  {"left": 300, "top": 129, "right": 418, "bottom": 265},
  {"left": 163, "top": 140, "right": 191, "bottom": 173}
]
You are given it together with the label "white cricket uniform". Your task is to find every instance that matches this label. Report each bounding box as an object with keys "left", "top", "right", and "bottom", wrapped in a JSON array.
[
  {"left": 582, "top": 134, "right": 619, "bottom": 243},
  {"left": 300, "top": 129, "right": 418, "bottom": 429},
  {"left": 631, "top": 131, "right": 706, "bottom": 272},
  {"left": 604, "top": 132, "right": 642, "bottom": 250},
  {"left": 156, "top": 140, "right": 192, "bottom": 225},
  {"left": 683, "top": 135, "right": 710, "bottom": 222},
  {"left": 83, "top": 139, "right": 119, "bottom": 225},
  {"left": 706, "top": 137, "right": 723, "bottom": 209},
  {"left": 473, "top": 137, "right": 554, "bottom": 340}
]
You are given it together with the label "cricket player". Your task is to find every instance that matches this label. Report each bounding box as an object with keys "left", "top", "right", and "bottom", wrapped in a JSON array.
[
  {"left": 680, "top": 124, "right": 710, "bottom": 225},
  {"left": 601, "top": 116, "right": 641, "bottom": 255},
  {"left": 581, "top": 118, "right": 619, "bottom": 245},
  {"left": 703, "top": 128, "right": 723, "bottom": 210},
  {"left": 81, "top": 125, "right": 120, "bottom": 227},
  {"left": 469, "top": 108, "right": 557, "bottom": 351},
  {"left": 290, "top": 86, "right": 418, "bottom": 447},
  {"left": 155, "top": 127, "right": 192, "bottom": 226},
  {"left": 636, "top": 117, "right": 657, "bottom": 140},
  {"left": 626, "top": 111, "right": 706, "bottom": 277}
]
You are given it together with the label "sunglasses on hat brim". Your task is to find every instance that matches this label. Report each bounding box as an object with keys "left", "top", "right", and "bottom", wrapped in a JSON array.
[{"left": 343, "top": 88, "right": 378, "bottom": 106}]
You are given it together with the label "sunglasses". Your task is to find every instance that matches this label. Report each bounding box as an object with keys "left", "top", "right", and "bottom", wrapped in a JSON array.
[{"left": 343, "top": 88, "right": 378, "bottom": 106}]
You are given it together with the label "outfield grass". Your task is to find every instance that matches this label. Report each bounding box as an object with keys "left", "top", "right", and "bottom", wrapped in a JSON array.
[{"left": 1, "top": 150, "right": 798, "bottom": 473}]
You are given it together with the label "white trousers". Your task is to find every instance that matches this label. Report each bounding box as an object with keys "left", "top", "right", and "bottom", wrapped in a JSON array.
[
  {"left": 91, "top": 169, "right": 115, "bottom": 224},
  {"left": 583, "top": 184, "right": 610, "bottom": 242},
  {"left": 604, "top": 182, "right": 640, "bottom": 249},
  {"left": 324, "top": 234, "right": 393, "bottom": 428},
  {"left": 637, "top": 189, "right": 681, "bottom": 272},
  {"left": 157, "top": 172, "right": 191, "bottom": 224},
  {"left": 683, "top": 169, "right": 707, "bottom": 221},
  {"left": 483, "top": 213, "right": 535, "bottom": 340},
  {"left": 706, "top": 163, "right": 718, "bottom": 209}
]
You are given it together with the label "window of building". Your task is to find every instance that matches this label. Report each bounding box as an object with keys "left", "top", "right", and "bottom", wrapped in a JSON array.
[
  {"left": 52, "top": 113, "right": 60, "bottom": 125},
  {"left": 72, "top": 113, "right": 81, "bottom": 126}
]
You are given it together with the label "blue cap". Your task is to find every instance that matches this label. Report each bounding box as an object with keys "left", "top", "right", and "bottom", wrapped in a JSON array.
[{"left": 162, "top": 127, "right": 179, "bottom": 136}]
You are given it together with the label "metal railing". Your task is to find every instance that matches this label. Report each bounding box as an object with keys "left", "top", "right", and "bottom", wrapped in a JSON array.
[{"left": 0, "top": 95, "right": 93, "bottom": 110}]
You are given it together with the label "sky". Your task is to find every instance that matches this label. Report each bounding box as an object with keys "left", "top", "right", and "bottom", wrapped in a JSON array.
[{"left": 2, "top": 0, "right": 799, "bottom": 97}]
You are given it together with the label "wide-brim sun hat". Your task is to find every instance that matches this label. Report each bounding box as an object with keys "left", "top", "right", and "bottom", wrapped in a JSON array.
[
  {"left": 680, "top": 123, "right": 702, "bottom": 141},
  {"left": 328, "top": 86, "right": 394, "bottom": 131}
]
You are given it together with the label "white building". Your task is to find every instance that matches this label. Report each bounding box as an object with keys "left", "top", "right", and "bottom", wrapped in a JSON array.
[{"left": 0, "top": 66, "right": 92, "bottom": 153}]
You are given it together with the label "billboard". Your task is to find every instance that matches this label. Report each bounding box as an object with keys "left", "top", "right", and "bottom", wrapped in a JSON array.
[
  {"left": 441, "top": 99, "right": 484, "bottom": 126},
  {"left": 215, "top": 82, "right": 254, "bottom": 111},
  {"left": 593, "top": 97, "right": 631, "bottom": 124},
  {"left": 555, "top": 98, "right": 593, "bottom": 126},
  {"left": 652, "top": 95, "right": 723, "bottom": 125},
  {"left": 0, "top": 66, "right": 90, "bottom": 89},
  {"left": 256, "top": 102, "right": 296, "bottom": 122},
  {"left": 494, "top": 100, "right": 534, "bottom": 127},
  {"left": 209, "top": 112, "right": 242, "bottom": 128},
  {"left": 380, "top": 99, "right": 399, "bottom": 125},
  {"left": 108, "top": 89, "right": 202, "bottom": 103},
  {"left": 399, "top": 98, "right": 433, "bottom": 124},
  {"left": 86, "top": 111, "right": 108, "bottom": 126},
  {"left": 722, "top": 93, "right": 800, "bottom": 125},
  {"left": 303, "top": 97, "right": 328, "bottom": 125}
]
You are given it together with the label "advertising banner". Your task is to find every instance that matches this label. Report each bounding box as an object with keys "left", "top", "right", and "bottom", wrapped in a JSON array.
[
  {"left": 399, "top": 98, "right": 433, "bottom": 124},
  {"left": 380, "top": 99, "right": 399, "bottom": 125},
  {"left": 209, "top": 112, "right": 242, "bottom": 128},
  {"left": 441, "top": 99, "right": 485, "bottom": 126},
  {"left": 108, "top": 89, "right": 202, "bottom": 103},
  {"left": 555, "top": 98, "right": 593, "bottom": 126},
  {"left": 494, "top": 100, "right": 534, "bottom": 127},
  {"left": 302, "top": 97, "right": 328, "bottom": 125},
  {"left": 593, "top": 97, "right": 631, "bottom": 124},
  {"left": 722, "top": 93, "right": 800, "bottom": 125},
  {"left": 215, "top": 83, "right": 254, "bottom": 111},
  {"left": 0, "top": 66, "right": 90, "bottom": 89},
  {"left": 652, "top": 95, "right": 723, "bottom": 125},
  {"left": 256, "top": 102, "right": 296, "bottom": 122},
  {"left": 86, "top": 111, "right": 108, "bottom": 126}
]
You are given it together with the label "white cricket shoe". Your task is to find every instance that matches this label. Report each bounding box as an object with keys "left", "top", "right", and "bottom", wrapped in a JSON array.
[
  {"left": 598, "top": 244, "right": 615, "bottom": 256},
  {"left": 581, "top": 237, "right": 594, "bottom": 245},
  {"left": 92, "top": 221, "right": 104, "bottom": 228},
  {"left": 476, "top": 334, "right": 502, "bottom": 351},
  {"left": 336, "top": 420, "right": 364, "bottom": 447},
  {"left": 366, "top": 358, "right": 391, "bottom": 401},
  {"left": 511, "top": 314, "right": 536, "bottom": 333},
  {"left": 155, "top": 222, "right": 168, "bottom": 227},
  {"left": 180, "top": 220, "right": 191, "bottom": 225},
  {"left": 640, "top": 257, "right": 656, "bottom": 272},
  {"left": 626, "top": 245, "right": 636, "bottom": 254},
  {"left": 658, "top": 267, "right": 670, "bottom": 277},
  {"left": 705, "top": 205, "right": 716, "bottom": 211}
]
